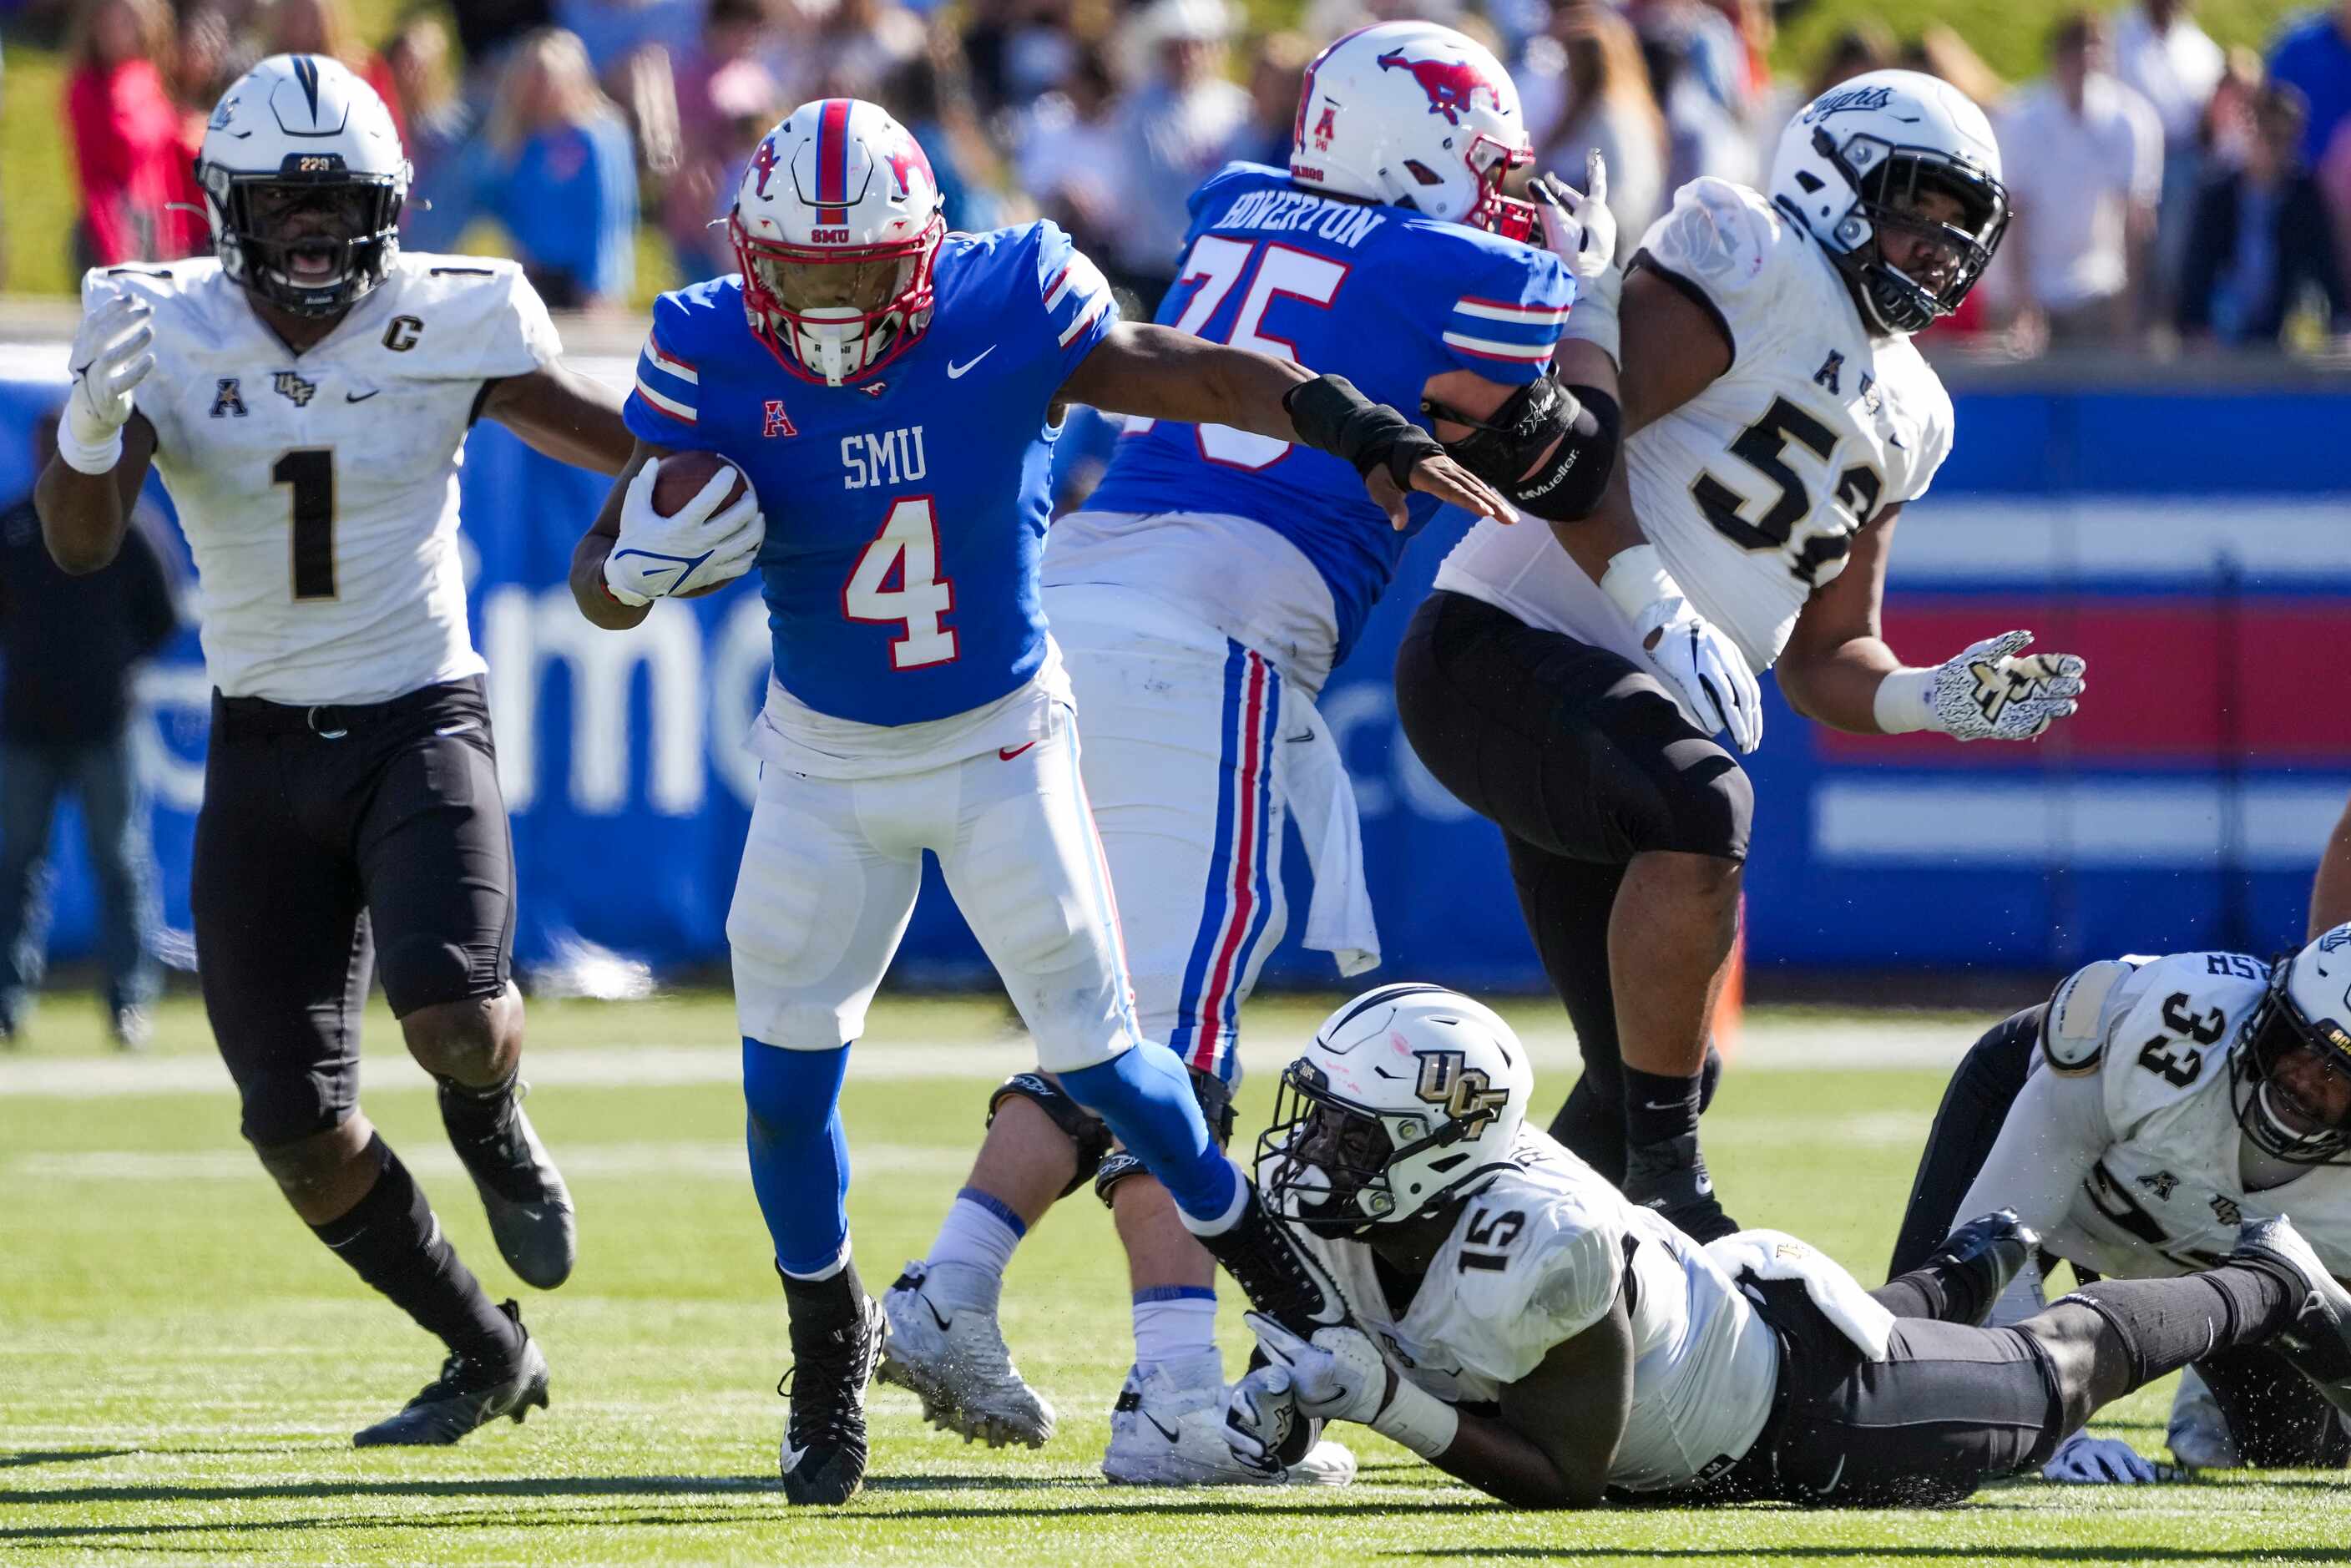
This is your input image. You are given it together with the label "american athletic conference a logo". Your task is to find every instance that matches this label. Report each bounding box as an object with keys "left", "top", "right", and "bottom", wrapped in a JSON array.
[{"left": 1378, "top": 48, "right": 1504, "bottom": 125}]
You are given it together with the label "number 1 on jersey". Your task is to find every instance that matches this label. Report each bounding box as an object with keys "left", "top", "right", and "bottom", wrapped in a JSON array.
[
  {"left": 844, "top": 496, "right": 956, "bottom": 669},
  {"left": 271, "top": 448, "right": 336, "bottom": 600}
]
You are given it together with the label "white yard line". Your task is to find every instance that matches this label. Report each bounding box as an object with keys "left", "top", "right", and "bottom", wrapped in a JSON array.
[
  {"left": 0, "top": 1015, "right": 1974, "bottom": 1100},
  {"left": 5, "top": 1141, "right": 966, "bottom": 1182}
]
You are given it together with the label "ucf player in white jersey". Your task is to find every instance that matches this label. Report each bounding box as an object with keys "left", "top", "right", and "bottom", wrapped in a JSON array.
[
  {"left": 1892, "top": 926, "right": 2351, "bottom": 1482},
  {"left": 1217, "top": 984, "right": 2351, "bottom": 1508},
  {"left": 34, "top": 55, "right": 639, "bottom": 1444},
  {"left": 1396, "top": 70, "right": 2087, "bottom": 1242}
]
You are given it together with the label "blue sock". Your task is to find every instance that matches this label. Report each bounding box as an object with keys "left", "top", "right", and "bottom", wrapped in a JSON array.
[
  {"left": 1059, "top": 1043, "right": 1239, "bottom": 1222},
  {"left": 742, "top": 1038, "right": 852, "bottom": 1277}
]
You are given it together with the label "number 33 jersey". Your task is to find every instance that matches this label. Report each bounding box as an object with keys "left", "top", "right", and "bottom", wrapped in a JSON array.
[
  {"left": 1997, "top": 951, "right": 2351, "bottom": 1282},
  {"left": 1438, "top": 176, "right": 1954, "bottom": 680},
  {"left": 85, "top": 255, "right": 561, "bottom": 705}
]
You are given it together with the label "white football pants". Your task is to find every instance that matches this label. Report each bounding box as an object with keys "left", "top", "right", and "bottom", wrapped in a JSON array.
[{"left": 727, "top": 701, "right": 1144, "bottom": 1070}]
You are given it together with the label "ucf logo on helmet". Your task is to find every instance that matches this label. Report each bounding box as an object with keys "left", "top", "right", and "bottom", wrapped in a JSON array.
[{"left": 1415, "top": 1050, "right": 1509, "bottom": 1133}]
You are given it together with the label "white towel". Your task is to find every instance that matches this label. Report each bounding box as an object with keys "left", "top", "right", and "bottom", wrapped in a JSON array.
[
  {"left": 1706, "top": 1229, "right": 1895, "bottom": 1362},
  {"left": 1272, "top": 680, "right": 1381, "bottom": 978}
]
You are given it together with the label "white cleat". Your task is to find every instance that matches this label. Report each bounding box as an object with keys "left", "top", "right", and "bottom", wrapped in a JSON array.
[
  {"left": 1102, "top": 1356, "right": 1356, "bottom": 1486},
  {"left": 877, "top": 1261, "right": 1054, "bottom": 1449},
  {"left": 2166, "top": 1365, "right": 2242, "bottom": 1471}
]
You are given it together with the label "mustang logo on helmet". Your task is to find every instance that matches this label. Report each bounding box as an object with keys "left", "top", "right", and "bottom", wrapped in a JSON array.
[{"left": 1377, "top": 48, "right": 1499, "bottom": 126}]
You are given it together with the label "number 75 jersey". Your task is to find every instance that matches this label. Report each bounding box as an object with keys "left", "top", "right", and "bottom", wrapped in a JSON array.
[{"left": 84, "top": 255, "right": 563, "bottom": 706}]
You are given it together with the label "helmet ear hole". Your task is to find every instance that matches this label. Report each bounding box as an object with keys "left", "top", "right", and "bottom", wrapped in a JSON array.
[{"left": 1403, "top": 159, "right": 1445, "bottom": 187}]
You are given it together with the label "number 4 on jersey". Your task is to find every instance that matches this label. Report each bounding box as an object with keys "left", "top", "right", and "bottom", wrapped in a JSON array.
[{"left": 844, "top": 496, "right": 957, "bottom": 668}]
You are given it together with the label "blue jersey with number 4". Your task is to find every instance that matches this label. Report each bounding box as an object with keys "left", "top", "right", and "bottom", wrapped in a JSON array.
[
  {"left": 1082, "top": 163, "right": 1575, "bottom": 663},
  {"left": 623, "top": 220, "right": 1116, "bottom": 726}
]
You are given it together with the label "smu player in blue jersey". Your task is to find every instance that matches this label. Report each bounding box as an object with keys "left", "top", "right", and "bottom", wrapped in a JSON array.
[
  {"left": 566, "top": 96, "right": 1518, "bottom": 1505},
  {"left": 884, "top": 23, "right": 1635, "bottom": 1485}
]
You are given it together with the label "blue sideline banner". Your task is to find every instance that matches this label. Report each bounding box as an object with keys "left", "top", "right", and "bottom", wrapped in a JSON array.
[{"left": 2, "top": 362, "right": 2345, "bottom": 990}]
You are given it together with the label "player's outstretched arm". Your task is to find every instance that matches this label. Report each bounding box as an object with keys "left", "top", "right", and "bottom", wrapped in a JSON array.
[
  {"left": 570, "top": 442, "right": 665, "bottom": 630},
  {"left": 1054, "top": 322, "right": 1517, "bottom": 530},
  {"left": 480, "top": 362, "right": 637, "bottom": 475},
  {"left": 1442, "top": 1297, "right": 1633, "bottom": 1509},
  {"left": 1782, "top": 511, "right": 2087, "bottom": 741},
  {"left": 1232, "top": 1308, "right": 1629, "bottom": 1508}
]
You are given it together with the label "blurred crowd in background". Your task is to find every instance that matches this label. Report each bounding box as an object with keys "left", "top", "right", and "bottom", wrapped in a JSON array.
[{"left": 31, "top": 0, "right": 2351, "bottom": 351}]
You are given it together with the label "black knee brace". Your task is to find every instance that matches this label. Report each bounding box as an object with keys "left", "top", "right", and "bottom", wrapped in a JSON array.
[
  {"left": 987, "top": 1073, "right": 1114, "bottom": 1200},
  {"left": 1095, "top": 1067, "right": 1238, "bottom": 1208}
]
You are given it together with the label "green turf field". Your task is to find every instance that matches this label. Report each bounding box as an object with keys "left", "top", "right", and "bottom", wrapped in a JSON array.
[{"left": 2, "top": 990, "right": 2343, "bottom": 1565}]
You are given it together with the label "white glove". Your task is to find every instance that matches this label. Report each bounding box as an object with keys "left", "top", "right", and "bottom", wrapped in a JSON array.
[
  {"left": 1221, "top": 1363, "right": 1304, "bottom": 1479},
  {"left": 1873, "top": 630, "right": 2086, "bottom": 742},
  {"left": 602, "top": 458, "right": 765, "bottom": 606},
  {"left": 59, "top": 291, "right": 156, "bottom": 474},
  {"left": 2040, "top": 1432, "right": 2162, "bottom": 1485},
  {"left": 1246, "top": 1312, "right": 1459, "bottom": 1458},
  {"left": 1534, "top": 151, "right": 1620, "bottom": 365},
  {"left": 1601, "top": 544, "right": 1763, "bottom": 754}
]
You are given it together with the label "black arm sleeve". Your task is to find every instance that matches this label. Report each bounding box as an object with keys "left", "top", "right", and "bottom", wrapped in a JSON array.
[
  {"left": 1422, "top": 377, "right": 1620, "bottom": 522},
  {"left": 1282, "top": 373, "right": 1445, "bottom": 486}
]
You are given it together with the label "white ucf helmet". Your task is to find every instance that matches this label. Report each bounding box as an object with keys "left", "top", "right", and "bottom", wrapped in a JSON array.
[
  {"left": 1768, "top": 68, "right": 2008, "bottom": 336},
  {"left": 731, "top": 98, "right": 946, "bottom": 387},
  {"left": 1258, "top": 984, "right": 1533, "bottom": 1237},
  {"left": 1290, "top": 21, "right": 1537, "bottom": 242},
  {"left": 195, "top": 54, "right": 410, "bottom": 316},
  {"left": 2232, "top": 925, "right": 2351, "bottom": 1165}
]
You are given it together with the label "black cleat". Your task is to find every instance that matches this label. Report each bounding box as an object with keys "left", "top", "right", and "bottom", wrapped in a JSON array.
[
  {"left": 442, "top": 1079, "right": 577, "bottom": 1290},
  {"left": 353, "top": 1301, "right": 549, "bottom": 1447},
  {"left": 1623, "top": 1134, "right": 1739, "bottom": 1243},
  {"left": 1921, "top": 1209, "right": 2041, "bottom": 1326},
  {"left": 1193, "top": 1180, "right": 1348, "bottom": 1338},
  {"left": 2232, "top": 1216, "right": 2351, "bottom": 1418},
  {"left": 780, "top": 1292, "right": 887, "bottom": 1505}
]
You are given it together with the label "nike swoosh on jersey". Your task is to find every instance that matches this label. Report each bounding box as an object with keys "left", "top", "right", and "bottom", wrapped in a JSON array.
[
  {"left": 946, "top": 348, "right": 996, "bottom": 379},
  {"left": 345, "top": 389, "right": 381, "bottom": 402},
  {"left": 998, "top": 741, "right": 1037, "bottom": 761}
]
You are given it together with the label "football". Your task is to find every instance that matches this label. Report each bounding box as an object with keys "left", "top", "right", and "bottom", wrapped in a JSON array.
[{"left": 649, "top": 451, "right": 752, "bottom": 599}]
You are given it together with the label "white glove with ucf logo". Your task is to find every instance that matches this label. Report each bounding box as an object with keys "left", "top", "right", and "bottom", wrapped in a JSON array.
[{"left": 1874, "top": 630, "right": 2087, "bottom": 742}]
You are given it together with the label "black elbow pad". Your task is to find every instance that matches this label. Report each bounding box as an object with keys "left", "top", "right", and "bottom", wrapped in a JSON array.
[{"left": 1423, "top": 378, "right": 1620, "bottom": 521}]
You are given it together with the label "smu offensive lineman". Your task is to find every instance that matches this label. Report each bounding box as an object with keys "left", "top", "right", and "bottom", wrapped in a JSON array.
[
  {"left": 1887, "top": 928, "right": 2351, "bottom": 1481},
  {"left": 1217, "top": 985, "right": 2351, "bottom": 1509},
  {"left": 1399, "top": 71, "right": 2088, "bottom": 1240},
  {"left": 880, "top": 23, "right": 1625, "bottom": 1485},
  {"left": 36, "top": 58, "right": 635, "bottom": 1443},
  {"left": 566, "top": 97, "right": 1517, "bottom": 1505}
]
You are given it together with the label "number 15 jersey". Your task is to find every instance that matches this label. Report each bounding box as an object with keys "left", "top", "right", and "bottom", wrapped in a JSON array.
[
  {"left": 87, "top": 255, "right": 561, "bottom": 706},
  {"left": 1438, "top": 177, "right": 1955, "bottom": 681}
]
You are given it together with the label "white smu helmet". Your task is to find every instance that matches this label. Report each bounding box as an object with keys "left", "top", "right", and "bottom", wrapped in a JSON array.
[
  {"left": 1768, "top": 68, "right": 2008, "bottom": 336},
  {"left": 1289, "top": 22, "right": 1537, "bottom": 242},
  {"left": 196, "top": 54, "right": 410, "bottom": 316},
  {"left": 1258, "top": 984, "right": 1533, "bottom": 1237},
  {"left": 2233, "top": 925, "right": 2351, "bottom": 1165},
  {"left": 731, "top": 98, "right": 946, "bottom": 387}
]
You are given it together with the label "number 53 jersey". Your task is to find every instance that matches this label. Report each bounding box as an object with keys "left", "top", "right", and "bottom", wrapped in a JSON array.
[
  {"left": 1438, "top": 175, "right": 1954, "bottom": 681},
  {"left": 85, "top": 255, "right": 562, "bottom": 705}
]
